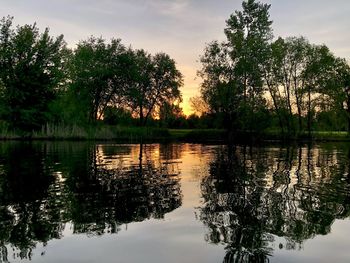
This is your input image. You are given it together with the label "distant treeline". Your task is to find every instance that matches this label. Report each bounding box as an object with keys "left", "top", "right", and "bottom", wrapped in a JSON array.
[{"left": 1, "top": 0, "right": 350, "bottom": 137}]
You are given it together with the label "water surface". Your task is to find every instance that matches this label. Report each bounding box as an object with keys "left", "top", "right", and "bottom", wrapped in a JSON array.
[{"left": 0, "top": 142, "right": 350, "bottom": 262}]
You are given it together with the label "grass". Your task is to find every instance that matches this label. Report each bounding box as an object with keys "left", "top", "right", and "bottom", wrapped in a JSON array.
[
  {"left": 0, "top": 123, "right": 227, "bottom": 142},
  {"left": 30, "top": 124, "right": 171, "bottom": 142},
  {"left": 0, "top": 121, "right": 22, "bottom": 140},
  {"left": 32, "top": 123, "right": 88, "bottom": 140},
  {"left": 306, "top": 131, "right": 350, "bottom": 141},
  {"left": 1, "top": 122, "right": 350, "bottom": 142},
  {"left": 263, "top": 130, "right": 350, "bottom": 142}
]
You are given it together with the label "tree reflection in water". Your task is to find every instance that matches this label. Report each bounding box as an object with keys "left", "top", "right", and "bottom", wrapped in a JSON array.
[
  {"left": 199, "top": 144, "right": 350, "bottom": 263},
  {"left": 0, "top": 142, "right": 182, "bottom": 262}
]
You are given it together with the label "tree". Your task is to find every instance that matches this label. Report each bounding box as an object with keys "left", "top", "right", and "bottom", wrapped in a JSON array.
[
  {"left": 264, "top": 36, "right": 345, "bottom": 136},
  {"left": 224, "top": 0, "right": 273, "bottom": 101},
  {"left": 322, "top": 58, "right": 350, "bottom": 133},
  {"left": 68, "top": 37, "right": 129, "bottom": 124},
  {"left": 262, "top": 37, "right": 310, "bottom": 134},
  {"left": 103, "top": 106, "right": 133, "bottom": 126},
  {"left": 0, "top": 16, "right": 67, "bottom": 131},
  {"left": 159, "top": 101, "right": 184, "bottom": 128},
  {"left": 262, "top": 37, "right": 290, "bottom": 134},
  {"left": 199, "top": 0, "right": 273, "bottom": 134},
  {"left": 189, "top": 96, "right": 210, "bottom": 116},
  {"left": 302, "top": 44, "right": 340, "bottom": 136},
  {"left": 125, "top": 50, "right": 183, "bottom": 126}
]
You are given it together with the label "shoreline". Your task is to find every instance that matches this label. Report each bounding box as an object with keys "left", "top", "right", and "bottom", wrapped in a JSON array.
[{"left": 0, "top": 127, "right": 349, "bottom": 143}]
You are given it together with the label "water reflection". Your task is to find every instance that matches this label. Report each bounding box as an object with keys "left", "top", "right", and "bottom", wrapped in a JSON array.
[
  {"left": 1, "top": 142, "right": 350, "bottom": 262},
  {"left": 0, "top": 142, "right": 182, "bottom": 262},
  {"left": 199, "top": 144, "right": 350, "bottom": 262}
]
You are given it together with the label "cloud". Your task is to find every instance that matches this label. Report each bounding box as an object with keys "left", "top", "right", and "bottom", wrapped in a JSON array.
[{"left": 147, "top": 0, "right": 190, "bottom": 16}]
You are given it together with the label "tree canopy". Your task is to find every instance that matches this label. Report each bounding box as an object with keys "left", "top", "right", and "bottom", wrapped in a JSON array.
[
  {"left": 198, "top": 0, "right": 350, "bottom": 136},
  {"left": 0, "top": 16, "right": 183, "bottom": 131},
  {"left": 124, "top": 50, "right": 183, "bottom": 125},
  {"left": 0, "top": 0, "right": 350, "bottom": 136},
  {"left": 0, "top": 16, "right": 67, "bottom": 131}
]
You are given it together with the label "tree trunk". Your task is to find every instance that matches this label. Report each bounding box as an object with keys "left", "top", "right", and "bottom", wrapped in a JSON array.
[
  {"left": 286, "top": 84, "right": 294, "bottom": 133},
  {"left": 139, "top": 105, "right": 144, "bottom": 126},
  {"left": 269, "top": 87, "right": 284, "bottom": 134},
  {"left": 297, "top": 105, "right": 302, "bottom": 134},
  {"left": 307, "top": 87, "right": 312, "bottom": 138},
  {"left": 227, "top": 112, "right": 237, "bottom": 144},
  {"left": 347, "top": 98, "right": 350, "bottom": 134}
]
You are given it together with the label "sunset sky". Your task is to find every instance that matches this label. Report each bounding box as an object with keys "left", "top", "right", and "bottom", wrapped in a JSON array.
[{"left": 1, "top": 0, "right": 350, "bottom": 115}]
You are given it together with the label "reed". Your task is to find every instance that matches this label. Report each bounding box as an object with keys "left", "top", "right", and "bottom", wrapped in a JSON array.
[
  {"left": 0, "top": 122, "right": 21, "bottom": 140},
  {"left": 30, "top": 123, "right": 171, "bottom": 141},
  {"left": 32, "top": 123, "right": 88, "bottom": 139}
]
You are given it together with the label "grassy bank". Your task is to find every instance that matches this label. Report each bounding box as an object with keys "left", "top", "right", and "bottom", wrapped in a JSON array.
[
  {"left": 0, "top": 123, "right": 228, "bottom": 142},
  {"left": 0, "top": 124, "right": 171, "bottom": 142},
  {"left": 0, "top": 123, "right": 349, "bottom": 142},
  {"left": 263, "top": 130, "right": 350, "bottom": 142}
]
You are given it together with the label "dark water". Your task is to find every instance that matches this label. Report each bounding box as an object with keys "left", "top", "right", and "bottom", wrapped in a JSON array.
[{"left": 0, "top": 142, "right": 350, "bottom": 262}]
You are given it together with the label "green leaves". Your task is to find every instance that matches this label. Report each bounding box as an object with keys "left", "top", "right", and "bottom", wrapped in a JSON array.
[
  {"left": 125, "top": 49, "right": 183, "bottom": 125},
  {"left": 0, "top": 17, "right": 67, "bottom": 131},
  {"left": 68, "top": 37, "right": 127, "bottom": 123},
  {"left": 65, "top": 38, "right": 183, "bottom": 126},
  {"left": 199, "top": 0, "right": 273, "bottom": 132},
  {"left": 200, "top": 0, "right": 350, "bottom": 134}
]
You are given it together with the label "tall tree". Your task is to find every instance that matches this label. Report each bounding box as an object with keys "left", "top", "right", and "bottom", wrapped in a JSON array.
[
  {"left": 262, "top": 37, "right": 311, "bottom": 134},
  {"left": 303, "top": 44, "right": 340, "bottom": 136},
  {"left": 224, "top": 0, "right": 273, "bottom": 102},
  {"left": 264, "top": 37, "right": 344, "bottom": 136},
  {"left": 322, "top": 58, "right": 350, "bottom": 133},
  {"left": 68, "top": 37, "right": 128, "bottom": 123},
  {"left": 199, "top": 41, "right": 242, "bottom": 130},
  {"left": 0, "top": 16, "right": 67, "bottom": 131},
  {"left": 262, "top": 37, "right": 289, "bottom": 133},
  {"left": 199, "top": 0, "right": 273, "bottom": 133}
]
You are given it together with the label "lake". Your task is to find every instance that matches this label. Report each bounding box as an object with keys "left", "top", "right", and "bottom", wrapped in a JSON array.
[{"left": 0, "top": 142, "right": 350, "bottom": 262}]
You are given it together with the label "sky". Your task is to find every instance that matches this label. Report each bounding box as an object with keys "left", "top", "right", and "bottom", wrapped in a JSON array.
[{"left": 1, "top": 0, "right": 350, "bottom": 115}]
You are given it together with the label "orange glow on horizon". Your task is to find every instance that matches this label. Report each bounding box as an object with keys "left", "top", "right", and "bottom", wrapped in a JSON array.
[{"left": 178, "top": 65, "right": 200, "bottom": 116}]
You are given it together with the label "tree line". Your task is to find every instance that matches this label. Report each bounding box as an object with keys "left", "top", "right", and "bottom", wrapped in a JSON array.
[
  {"left": 1, "top": 0, "right": 350, "bottom": 136},
  {"left": 0, "top": 16, "right": 183, "bottom": 132},
  {"left": 196, "top": 0, "right": 350, "bottom": 136}
]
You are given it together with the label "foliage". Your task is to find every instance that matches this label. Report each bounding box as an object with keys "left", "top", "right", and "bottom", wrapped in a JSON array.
[
  {"left": 189, "top": 96, "right": 209, "bottom": 115},
  {"left": 0, "top": 16, "right": 67, "bottom": 131},
  {"left": 199, "top": 0, "right": 273, "bottom": 133},
  {"left": 1, "top": 0, "right": 350, "bottom": 138},
  {"left": 103, "top": 106, "right": 134, "bottom": 126},
  {"left": 124, "top": 50, "right": 183, "bottom": 125},
  {"left": 68, "top": 37, "right": 129, "bottom": 123},
  {"left": 159, "top": 101, "right": 184, "bottom": 128},
  {"left": 264, "top": 37, "right": 344, "bottom": 135},
  {"left": 199, "top": 0, "right": 350, "bottom": 136}
]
